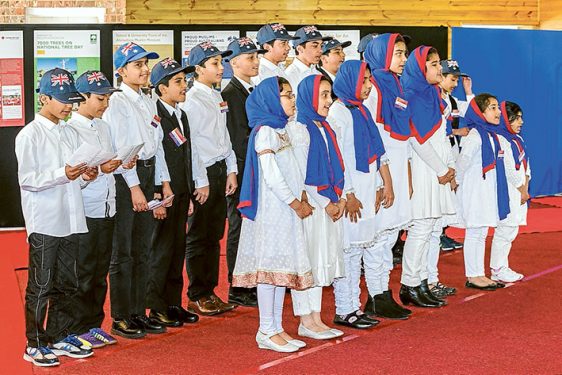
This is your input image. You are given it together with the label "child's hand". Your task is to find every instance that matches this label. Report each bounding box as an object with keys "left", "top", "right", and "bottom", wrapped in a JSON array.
[
  {"left": 153, "top": 206, "right": 167, "bottom": 220},
  {"left": 375, "top": 189, "right": 382, "bottom": 213},
  {"left": 225, "top": 173, "right": 238, "bottom": 196},
  {"left": 325, "top": 203, "right": 339, "bottom": 221},
  {"left": 450, "top": 178, "right": 458, "bottom": 192},
  {"left": 345, "top": 193, "right": 363, "bottom": 223},
  {"left": 438, "top": 168, "right": 455, "bottom": 185},
  {"left": 381, "top": 183, "right": 395, "bottom": 209},
  {"left": 335, "top": 199, "right": 347, "bottom": 220},
  {"left": 194, "top": 185, "right": 210, "bottom": 205},
  {"left": 162, "top": 182, "right": 174, "bottom": 207},
  {"left": 101, "top": 159, "right": 122, "bottom": 174},
  {"left": 130, "top": 185, "right": 148, "bottom": 212},
  {"left": 82, "top": 167, "right": 99, "bottom": 181},
  {"left": 65, "top": 163, "right": 87, "bottom": 180},
  {"left": 188, "top": 200, "right": 194, "bottom": 216},
  {"left": 301, "top": 200, "right": 314, "bottom": 218},
  {"left": 123, "top": 155, "right": 138, "bottom": 170},
  {"left": 518, "top": 185, "right": 530, "bottom": 205}
]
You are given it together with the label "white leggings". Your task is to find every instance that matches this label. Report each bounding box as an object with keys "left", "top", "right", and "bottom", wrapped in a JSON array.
[
  {"left": 333, "top": 246, "right": 363, "bottom": 316},
  {"left": 291, "top": 286, "right": 322, "bottom": 316},
  {"left": 363, "top": 231, "right": 397, "bottom": 297},
  {"left": 490, "top": 224, "right": 519, "bottom": 271},
  {"left": 257, "top": 283, "right": 286, "bottom": 335},
  {"left": 401, "top": 218, "right": 438, "bottom": 286},
  {"left": 463, "top": 227, "right": 488, "bottom": 277}
]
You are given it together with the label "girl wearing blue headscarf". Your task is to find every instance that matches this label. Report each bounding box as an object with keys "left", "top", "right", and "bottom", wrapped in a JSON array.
[
  {"left": 287, "top": 74, "right": 346, "bottom": 340},
  {"left": 362, "top": 33, "right": 413, "bottom": 320},
  {"left": 398, "top": 46, "right": 456, "bottom": 308},
  {"left": 455, "top": 94, "right": 517, "bottom": 290},
  {"left": 232, "top": 77, "right": 314, "bottom": 353},
  {"left": 489, "top": 101, "right": 530, "bottom": 283},
  {"left": 327, "top": 60, "right": 388, "bottom": 330}
]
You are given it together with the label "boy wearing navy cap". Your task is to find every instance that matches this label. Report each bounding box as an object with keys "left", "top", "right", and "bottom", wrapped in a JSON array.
[
  {"left": 180, "top": 42, "right": 238, "bottom": 316},
  {"left": 222, "top": 37, "right": 266, "bottom": 307},
  {"left": 317, "top": 38, "right": 352, "bottom": 99},
  {"left": 16, "top": 68, "right": 98, "bottom": 366},
  {"left": 67, "top": 70, "right": 130, "bottom": 348},
  {"left": 254, "top": 23, "right": 297, "bottom": 84},
  {"left": 103, "top": 42, "right": 171, "bottom": 338},
  {"left": 146, "top": 58, "right": 200, "bottom": 326},
  {"left": 285, "top": 25, "right": 332, "bottom": 96}
]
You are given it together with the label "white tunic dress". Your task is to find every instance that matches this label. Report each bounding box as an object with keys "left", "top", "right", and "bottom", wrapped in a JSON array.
[
  {"left": 364, "top": 89, "right": 412, "bottom": 232},
  {"left": 498, "top": 135, "right": 531, "bottom": 226},
  {"left": 327, "top": 101, "right": 385, "bottom": 249},
  {"left": 286, "top": 121, "right": 345, "bottom": 286},
  {"left": 454, "top": 128, "right": 524, "bottom": 228},
  {"left": 409, "top": 117, "right": 456, "bottom": 222},
  {"left": 232, "top": 126, "right": 314, "bottom": 290}
]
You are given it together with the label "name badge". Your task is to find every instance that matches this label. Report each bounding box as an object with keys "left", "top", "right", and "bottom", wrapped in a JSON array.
[
  {"left": 394, "top": 97, "right": 408, "bottom": 110},
  {"left": 498, "top": 150, "right": 505, "bottom": 158},
  {"left": 219, "top": 101, "right": 229, "bottom": 113},
  {"left": 451, "top": 109, "right": 460, "bottom": 118},
  {"left": 169, "top": 127, "right": 187, "bottom": 147},
  {"left": 150, "top": 115, "right": 161, "bottom": 128}
]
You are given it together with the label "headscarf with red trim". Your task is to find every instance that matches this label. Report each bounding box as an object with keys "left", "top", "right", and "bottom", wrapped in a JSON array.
[
  {"left": 400, "top": 45, "right": 446, "bottom": 144},
  {"left": 332, "top": 60, "right": 386, "bottom": 172},
  {"left": 464, "top": 98, "right": 511, "bottom": 220},
  {"left": 498, "top": 101, "right": 528, "bottom": 172},
  {"left": 296, "top": 74, "right": 345, "bottom": 203},
  {"left": 364, "top": 33, "right": 411, "bottom": 140}
]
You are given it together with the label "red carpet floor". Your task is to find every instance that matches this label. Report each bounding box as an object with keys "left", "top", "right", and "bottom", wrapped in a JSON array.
[{"left": 2, "top": 197, "right": 562, "bottom": 374}]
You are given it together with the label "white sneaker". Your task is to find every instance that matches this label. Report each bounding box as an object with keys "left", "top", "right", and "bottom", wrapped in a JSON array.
[
  {"left": 256, "top": 331, "right": 299, "bottom": 353},
  {"left": 23, "top": 346, "right": 60, "bottom": 367},
  {"left": 51, "top": 334, "right": 94, "bottom": 359},
  {"left": 491, "top": 268, "right": 524, "bottom": 283},
  {"left": 298, "top": 324, "right": 338, "bottom": 340}
]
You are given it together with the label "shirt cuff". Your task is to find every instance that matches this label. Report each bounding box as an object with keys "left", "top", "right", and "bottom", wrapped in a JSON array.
[
  {"left": 195, "top": 176, "right": 210, "bottom": 189},
  {"left": 54, "top": 166, "right": 70, "bottom": 184}
]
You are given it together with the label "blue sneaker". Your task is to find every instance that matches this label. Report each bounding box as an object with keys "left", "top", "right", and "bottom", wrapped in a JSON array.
[
  {"left": 23, "top": 346, "right": 60, "bottom": 367},
  {"left": 51, "top": 334, "right": 94, "bottom": 358},
  {"left": 78, "top": 331, "right": 106, "bottom": 348},
  {"left": 90, "top": 328, "right": 117, "bottom": 345}
]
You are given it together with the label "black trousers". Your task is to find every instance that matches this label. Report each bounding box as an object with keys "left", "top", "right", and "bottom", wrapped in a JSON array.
[
  {"left": 185, "top": 160, "right": 227, "bottom": 301},
  {"left": 226, "top": 190, "right": 241, "bottom": 285},
  {"left": 25, "top": 233, "right": 79, "bottom": 347},
  {"left": 146, "top": 191, "right": 189, "bottom": 311},
  {"left": 109, "top": 165, "right": 155, "bottom": 319},
  {"left": 72, "top": 217, "right": 114, "bottom": 333}
]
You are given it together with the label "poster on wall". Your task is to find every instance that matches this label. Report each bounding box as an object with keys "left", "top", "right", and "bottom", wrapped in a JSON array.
[
  {"left": 0, "top": 30, "right": 25, "bottom": 127},
  {"left": 34, "top": 30, "right": 100, "bottom": 112},
  {"left": 112, "top": 30, "right": 174, "bottom": 85},
  {"left": 181, "top": 31, "right": 240, "bottom": 79}
]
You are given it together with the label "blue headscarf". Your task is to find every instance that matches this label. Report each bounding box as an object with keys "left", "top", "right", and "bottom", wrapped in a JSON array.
[
  {"left": 364, "top": 33, "right": 411, "bottom": 140},
  {"left": 332, "top": 60, "right": 386, "bottom": 172},
  {"left": 464, "top": 98, "right": 510, "bottom": 220},
  {"left": 498, "top": 101, "right": 528, "bottom": 172},
  {"left": 296, "top": 75, "right": 345, "bottom": 203},
  {"left": 401, "top": 46, "right": 446, "bottom": 144},
  {"left": 238, "top": 77, "right": 289, "bottom": 220}
]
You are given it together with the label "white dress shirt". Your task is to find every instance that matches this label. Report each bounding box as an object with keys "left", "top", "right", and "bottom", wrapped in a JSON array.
[
  {"left": 252, "top": 57, "right": 288, "bottom": 86},
  {"left": 102, "top": 83, "right": 170, "bottom": 188},
  {"left": 285, "top": 58, "right": 320, "bottom": 94},
  {"left": 15, "top": 114, "right": 88, "bottom": 237},
  {"left": 180, "top": 80, "right": 238, "bottom": 188},
  {"left": 234, "top": 75, "right": 254, "bottom": 94},
  {"left": 67, "top": 112, "right": 116, "bottom": 218}
]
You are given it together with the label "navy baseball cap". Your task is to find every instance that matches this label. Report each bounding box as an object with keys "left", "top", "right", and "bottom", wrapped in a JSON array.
[
  {"left": 358, "top": 33, "right": 379, "bottom": 54},
  {"left": 150, "top": 57, "right": 195, "bottom": 87},
  {"left": 75, "top": 70, "right": 121, "bottom": 95},
  {"left": 225, "top": 37, "right": 266, "bottom": 61},
  {"left": 322, "top": 39, "right": 352, "bottom": 55},
  {"left": 187, "top": 41, "right": 232, "bottom": 66},
  {"left": 256, "top": 23, "right": 298, "bottom": 46},
  {"left": 36, "top": 68, "right": 84, "bottom": 104},
  {"left": 440, "top": 60, "right": 469, "bottom": 77},
  {"left": 114, "top": 42, "right": 159, "bottom": 70},
  {"left": 292, "top": 26, "right": 332, "bottom": 48}
]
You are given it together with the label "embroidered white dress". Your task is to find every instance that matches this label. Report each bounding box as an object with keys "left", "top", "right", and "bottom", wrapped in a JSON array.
[
  {"left": 232, "top": 126, "right": 314, "bottom": 290},
  {"left": 327, "top": 101, "right": 385, "bottom": 249},
  {"left": 364, "top": 89, "right": 412, "bottom": 232},
  {"left": 286, "top": 121, "right": 345, "bottom": 286}
]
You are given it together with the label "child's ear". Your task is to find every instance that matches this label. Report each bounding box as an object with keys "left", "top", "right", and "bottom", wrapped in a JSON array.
[
  {"left": 39, "top": 94, "right": 50, "bottom": 106},
  {"left": 117, "top": 66, "right": 126, "bottom": 78}
]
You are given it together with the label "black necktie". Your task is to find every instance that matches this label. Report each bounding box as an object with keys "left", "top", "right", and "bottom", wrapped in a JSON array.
[{"left": 248, "top": 87, "right": 254, "bottom": 93}]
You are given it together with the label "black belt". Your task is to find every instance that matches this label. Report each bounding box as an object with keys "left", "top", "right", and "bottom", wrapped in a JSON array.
[{"left": 137, "top": 156, "right": 155, "bottom": 168}]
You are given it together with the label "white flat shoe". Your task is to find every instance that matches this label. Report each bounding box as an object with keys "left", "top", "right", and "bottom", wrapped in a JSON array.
[
  {"left": 256, "top": 331, "right": 299, "bottom": 353},
  {"left": 298, "top": 324, "right": 338, "bottom": 340},
  {"left": 288, "top": 339, "right": 307, "bottom": 348},
  {"left": 329, "top": 328, "right": 344, "bottom": 337}
]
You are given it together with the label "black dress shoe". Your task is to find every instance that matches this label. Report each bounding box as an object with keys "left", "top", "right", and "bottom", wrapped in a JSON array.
[
  {"left": 132, "top": 314, "right": 166, "bottom": 334},
  {"left": 333, "top": 311, "right": 377, "bottom": 329},
  {"left": 149, "top": 310, "right": 182, "bottom": 327},
  {"left": 420, "top": 279, "right": 447, "bottom": 306},
  {"left": 111, "top": 319, "right": 146, "bottom": 339},
  {"left": 354, "top": 310, "right": 380, "bottom": 325},
  {"left": 228, "top": 287, "right": 258, "bottom": 307},
  {"left": 465, "top": 281, "right": 497, "bottom": 291},
  {"left": 372, "top": 293, "right": 409, "bottom": 320},
  {"left": 168, "top": 305, "right": 199, "bottom": 324},
  {"left": 384, "top": 290, "right": 412, "bottom": 315},
  {"left": 399, "top": 284, "right": 442, "bottom": 308}
]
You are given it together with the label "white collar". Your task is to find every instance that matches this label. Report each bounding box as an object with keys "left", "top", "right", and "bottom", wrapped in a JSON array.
[
  {"left": 192, "top": 80, "right": 216, "bottom": 96},
  {"left": 260, "top": 57, "right": 284, "bottom": 71},
  {"left": 35, "top": 113, "right": 63, "bottom": 130},
  {"left": 159, "top": 98, "right": 179, "bottom": 117},
  {"left": 119, "top": 82, "right": 143, "bottom": 102},
  {"left": 234, "top": 75, "right": 254, "bottom": 92},
  {"left": 70, "top": 112, "right": 96, "bottom": 128},
  {"left": 292, "top": 58, "right": 315, "bottom": 73}
]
